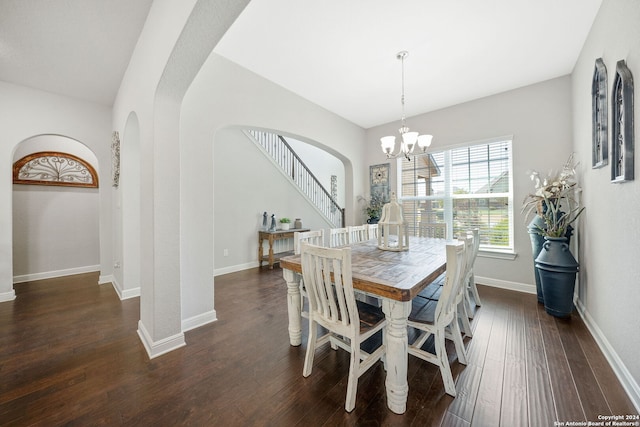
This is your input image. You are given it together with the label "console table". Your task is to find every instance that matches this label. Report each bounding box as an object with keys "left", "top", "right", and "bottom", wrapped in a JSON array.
[{"left": 258, "top": 228, "right": 310, "bottom": 269}]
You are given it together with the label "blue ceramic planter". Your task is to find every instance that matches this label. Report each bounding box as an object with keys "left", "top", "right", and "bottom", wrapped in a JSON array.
[{"left": 535, "top": 237, "right": 579, "bottom": 318}]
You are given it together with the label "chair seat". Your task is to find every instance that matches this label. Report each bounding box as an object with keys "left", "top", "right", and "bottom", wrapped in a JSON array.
[
  {"left": 409, "top": 297, "right": 438, "bottom": 325},
  {"left": 356, "top": 300, "right": 385, "bottom": 332},
  {"left": 416, "top": 272, "right": 446, "bottom": 301}
]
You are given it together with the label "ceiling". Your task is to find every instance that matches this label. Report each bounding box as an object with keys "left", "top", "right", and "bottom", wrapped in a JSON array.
[
  {"left": 0, "top": 1, "right": 602, "bottom": 129},
  {"left": 0, "top": 0, "right": 153, "bottom": 106}
]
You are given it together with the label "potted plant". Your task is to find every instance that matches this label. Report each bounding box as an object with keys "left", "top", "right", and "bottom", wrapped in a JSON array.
[
  {"left": 522, "top": 154, "right": 585, "bottom": 317},
  {"left": 279, "top": 217, "right": 291, "bottom": 230},
  {"left": 358, "top": 193, "right": 386, "bottom": 224}
]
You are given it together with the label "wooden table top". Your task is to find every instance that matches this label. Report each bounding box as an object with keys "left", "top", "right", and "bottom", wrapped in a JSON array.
[{"left": 280, "top": 236, "right": 448, "bottom": 302}]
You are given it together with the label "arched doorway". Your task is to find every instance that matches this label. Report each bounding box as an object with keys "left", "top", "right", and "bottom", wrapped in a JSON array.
[{"left": 12, "top": 135, "right": 100, "bottom": 283}]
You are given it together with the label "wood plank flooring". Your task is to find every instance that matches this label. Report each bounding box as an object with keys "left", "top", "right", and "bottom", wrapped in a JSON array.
[{"left": 0, "top": 268, "right": 637, "bottom": 426}]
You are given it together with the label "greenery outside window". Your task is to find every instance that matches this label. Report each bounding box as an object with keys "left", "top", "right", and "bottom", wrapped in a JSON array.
[{"left": 399, "top": 138, "right": 513, "bottom": 253}]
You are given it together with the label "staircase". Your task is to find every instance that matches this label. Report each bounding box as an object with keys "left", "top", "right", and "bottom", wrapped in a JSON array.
[{"left": 245, "top": 130, "right": 345, "bottom": 228}]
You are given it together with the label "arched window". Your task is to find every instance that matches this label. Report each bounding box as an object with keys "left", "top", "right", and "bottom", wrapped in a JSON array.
[{"left": 13, "top": 151, "right": 99, "bottom": 188}]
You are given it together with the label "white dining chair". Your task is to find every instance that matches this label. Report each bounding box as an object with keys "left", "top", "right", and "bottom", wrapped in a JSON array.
[
  {"left": 366, "top": 223, "right": 379, "bottom": 240},
  {"left": 407, "top": 240, "right": 467, "bottom": 397},
  {"left": 417, "top": 222, "right": 447, "bottom": 239},
  {"left": 348, "top": 225, "right": 368, "bottom": 243},
  {"left": 294, "top": 230, "right": 325, "bottom": 254},
  {"left": 294, "top": 230, "right": 325, "bottom": 319},
  {"left": 464, "top": 228, "right": 482, "bottom": 316},
  {"left": 300, "top": 242, "right": 386, "bottom": 412},
  {"left": 328, "top": 227, "right": 350, "bottom": 247},
  {"left": 416, "top": 233, "right": 474, "bottom": 337},
  {"left": 455, "top": 233, "right": 474, "bottom": 337}
]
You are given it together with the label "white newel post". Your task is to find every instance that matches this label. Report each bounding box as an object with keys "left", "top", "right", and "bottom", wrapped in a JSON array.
[
  {"left": 382, "top": 298, "right": 411, "bottom": 414},
  {"left": 283, "top": 268, "right": 302, "bottom": 346}
]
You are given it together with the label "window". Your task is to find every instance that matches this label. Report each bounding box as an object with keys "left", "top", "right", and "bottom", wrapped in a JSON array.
[{"left": 399, "top": 138, "right": 513, "bottom": 252}]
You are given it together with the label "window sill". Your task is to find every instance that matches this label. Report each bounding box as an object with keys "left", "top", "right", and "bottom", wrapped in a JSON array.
[{"left": 478, "top": 249, "right": 517, "bottom": 261}]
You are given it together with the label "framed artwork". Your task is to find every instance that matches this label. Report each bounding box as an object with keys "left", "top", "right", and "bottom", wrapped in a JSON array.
[
  {"left": 370, "top": 163, "right": 390, "bottom": 202},
  {"left": 611, "top": 60, "right": 634, "bottom": 183},
  {"left": 592, "top": 58, "right": 608, "bottom": 168}
]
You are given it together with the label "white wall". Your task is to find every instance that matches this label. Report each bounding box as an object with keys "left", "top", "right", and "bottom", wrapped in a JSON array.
[
  {"left": 12, "top": 135, "right": 100, "bottom": 281},
  {"left": 13, "top": 186, "right": 99, "bottom": 280},
  {"left": 571, "top": 0, "right": 640, "bottom": 408},
  {"left": 366, "top": 75, "right": 574, "bottom": 291},
  {"left": 0, "top": 81, "right": 112, "bottom": 302}
]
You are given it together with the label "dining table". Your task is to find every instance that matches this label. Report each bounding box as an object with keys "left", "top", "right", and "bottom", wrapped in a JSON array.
[{"left": 279, "top": 236, "right": 448, "bottom": 415}]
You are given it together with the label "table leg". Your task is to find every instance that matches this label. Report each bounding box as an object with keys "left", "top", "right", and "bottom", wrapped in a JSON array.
[
  {"left": 268, "top": 235, "right": 275, "bottom": 269},
  {"left": 283, "top": 268, "right": 302, "bottom": 346},
  {"left": 382, "top": 299, "right": 411, "bottom": 414}
]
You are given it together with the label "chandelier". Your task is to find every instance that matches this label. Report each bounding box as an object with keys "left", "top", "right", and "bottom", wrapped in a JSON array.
[{"left": 380, "top": 51, "right": 432, "bottom": 160}]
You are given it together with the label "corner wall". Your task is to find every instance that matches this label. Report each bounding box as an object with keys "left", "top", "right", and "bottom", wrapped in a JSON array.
[{"left": 571, "top": 0, "right": 640, "bottom": 409}]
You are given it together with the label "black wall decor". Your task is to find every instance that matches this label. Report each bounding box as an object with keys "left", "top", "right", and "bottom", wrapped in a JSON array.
[{"left": 611, "top": 60, "right": 634, "bottom": 183}]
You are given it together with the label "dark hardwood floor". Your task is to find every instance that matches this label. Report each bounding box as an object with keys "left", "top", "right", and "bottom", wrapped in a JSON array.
[{"left": 0, "top": 268, "right": 636, "bottom": 426}]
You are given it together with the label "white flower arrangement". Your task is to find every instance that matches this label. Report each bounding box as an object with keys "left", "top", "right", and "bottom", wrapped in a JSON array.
[{"left": 522, "top": 154, "right": 585, "bottom": 238}]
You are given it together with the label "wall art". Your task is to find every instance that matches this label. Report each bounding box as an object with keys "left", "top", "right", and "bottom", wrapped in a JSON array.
[
  {"left": 611, "top": 60, "right": 634, "bottom": 183},
  {"left": 13, "top": 151, "right": 99, "bottom": 188},
  {"left": 369, "top": 163, "right": 390, "bottom": 202},
  {"left": 112, "top": 131, "right": 121, "bottom": 188},
  {"left": 592, "top": 58, "right": 608, "bottom": 168}
]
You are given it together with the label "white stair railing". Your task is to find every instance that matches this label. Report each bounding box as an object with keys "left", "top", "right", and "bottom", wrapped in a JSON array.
[{"left": 246, "top": 130, "right": 344, "bottom": 228}]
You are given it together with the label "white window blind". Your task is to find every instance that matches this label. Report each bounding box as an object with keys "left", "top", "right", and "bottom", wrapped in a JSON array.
[{"left": 399, "top": 139, "right": 513, "bottom": 251}]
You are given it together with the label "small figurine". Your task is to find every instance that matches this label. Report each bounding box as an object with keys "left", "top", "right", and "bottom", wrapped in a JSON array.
[
  {"left": 262, "top": 212, "right": 268, "bottom": 230},
  {"left": 269, "top": 214, "right": 277, "bottom": 231}
]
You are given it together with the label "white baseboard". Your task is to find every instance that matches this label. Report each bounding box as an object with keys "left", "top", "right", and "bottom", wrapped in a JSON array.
[
  {"left": 137, "top": 320, "right": 186, "bottom": 359},
  {"left": 574, "top": 299, "right": 640, "bottom": 413},
  {"left": 182, "top": 310, "right": 217, "bottom": 332},
  {"left": 0, "top": 289, "right": 16, "bottom": 302},
  {"left": 475, "top": 275, "right": 536, "bottom": 294},
  {"left": 98, "top": 274, "right": 114, "bottom": 285},
  {"left": 13, "top": 265, "right": 100, "bottom": 284},
  {"left": 110, "top": 277, "right": 140, "bottom": 300},
  {"left": 214, "top": 261, "right": 260, "bottom": 277}
]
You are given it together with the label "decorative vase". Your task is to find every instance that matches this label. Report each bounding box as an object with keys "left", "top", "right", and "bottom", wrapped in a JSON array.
[
  {"left": 294, "top": 218, "right": 302, "bottom": 229},
  {"left": 527, "top": 215, "right": 546, "bottom": 304},
  {"left": 535, "top": 237, "right": 579, "bottom": 318},
  {"left": 527, "top": 211, "right": 574, "bottom": 304}
]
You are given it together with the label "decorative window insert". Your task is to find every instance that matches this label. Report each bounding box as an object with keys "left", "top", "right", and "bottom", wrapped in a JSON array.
[
  {"left": 13, "top": 151, "right": 99, "bottom": 188},
  {"left": 611, "top": 60, "right": 634, "bottom": 183},
  {"left": 592, "top": 58, "right": 608, "bottom": 168}
]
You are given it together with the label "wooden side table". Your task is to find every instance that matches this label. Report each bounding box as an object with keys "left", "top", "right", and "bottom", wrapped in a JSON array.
[{"left": 258, "top": 228, "right": 310, "bottom": 269}]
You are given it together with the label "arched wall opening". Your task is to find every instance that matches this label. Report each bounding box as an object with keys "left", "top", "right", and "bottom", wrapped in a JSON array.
[
  {"left": 212, "top": 125, "right": 352, "bottom": 276},
  {"left": 112, "top": 112, "right": 142, "bottom": 299},
  {"left": 11, "top": 134, "right": 101, "bottom": 283}
]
